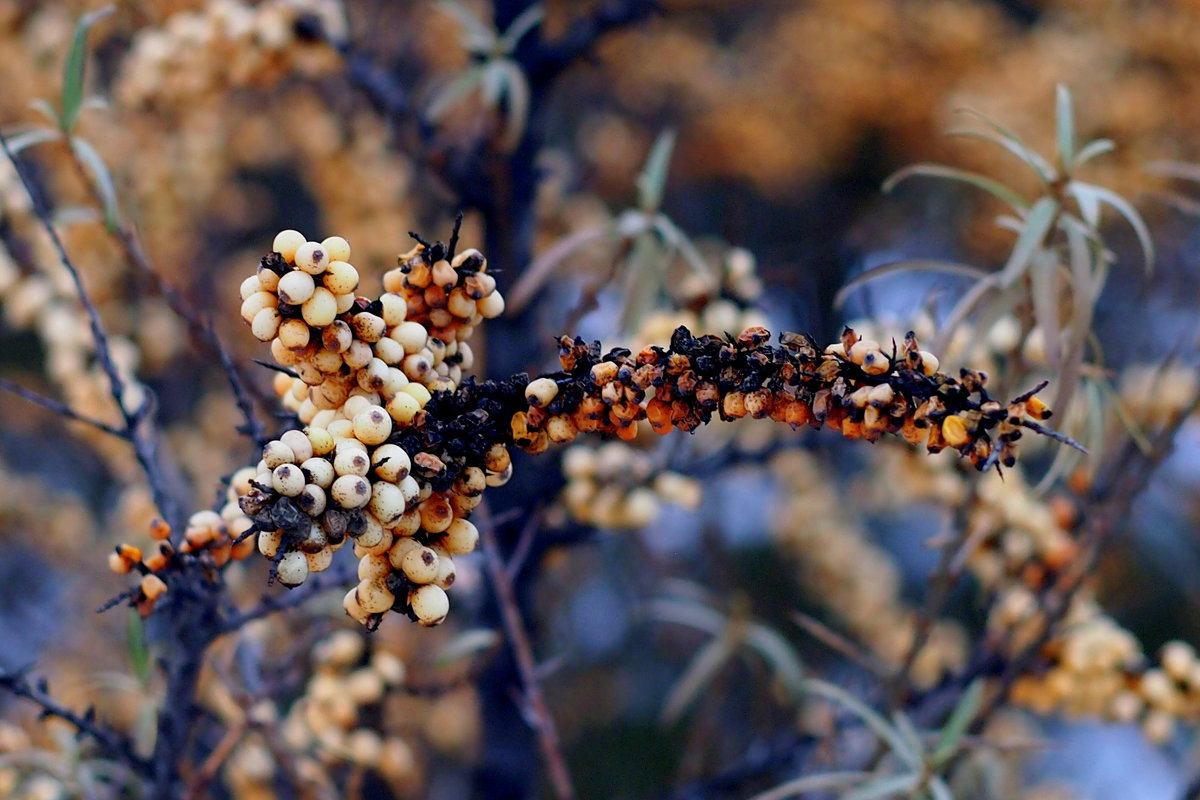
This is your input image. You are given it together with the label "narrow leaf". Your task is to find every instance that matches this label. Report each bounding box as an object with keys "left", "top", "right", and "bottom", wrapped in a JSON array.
[
  {"left": 70, "top": 137, "right": 120, "bottom": 231},
  {"left": 4, "top": 127, "right": 60, "bottom": 155},
  {"left": 945, "top": 129, "right": 1053, "bottom": 185},
  {"left": 1055, "top": 85, "right": 1074, "bottom": 169},
  {"left": 929, "top": 273, "right": 1000, "bottom": 357},
  {"left": 28, "top": 98, "right": 61, "bottom": 128},
  {"left": 1145, "top": 159, "right": 1200, "bottom": 183},
  {"left": 494, "top": 58, "right": 530, "bottom": 151},
  {"left": 745, "top": 621, "right": 806, "bottom": 702},
  {"left": 434, "top": 628, "right": 501, "bottom": 667},
  {"left": 929, "top": 777, "right": 955, "bottom": 800},
  {"left": 933, "top": 678, "right": 983, "bottom": 762},
  {"left": 1067, "top": 181, "right": 1101, "bottom": 228},
  {"left": 835, "top": 259, "right": 989, "bottom": 309},
  {"left": 747, "top": 771, "right": 871, "bottom": 800},
  {"left": 654, "top": 214, "right": 715, "bottom": 281},
  {"left": 954, "top": 107, "right": 1056, "bottom": 180},
  {"left": 436, "top": 0, "right": 494, "bottom": 49},
  {"left": 61, "top": 6, "right": 115, "bottom": 132},
  {"left": 1072, "top": 138, "right": 1114, "bottom": 169},
  {"left": 637, "top": 130, "right": 677, "bottom": 213},
  {"left": 1070, "top": 182, "right": 1155, "bottom": 275},
  {"left": 426, "top": 67, "right": 484, "bottom": 120},
  {"left": 499, "top": 4, "right": 545, "bottom": 52},
  {"left": 998, "top": 196, "right": 1058, "bottom": 286},
  {"left": 508, "top": 224, "right": 614, "bottom": 311},
  {"left": 1029, "top": 250, "right": 1062, "bottom": 368},
  {"left": 126, "top": 610, "right": 150, "bottom": 685},
  {"left": 843, "top": 773, "right": 922, "bottom": 800},
  {"left": 661, "top": 633, "right": 737, "bottom": 724},
  {"left": 803, "top": 679, "right": 920, "bottom": 768},
  {"left": 882, "top": 164, "right": 1029, "bottom": 212}
]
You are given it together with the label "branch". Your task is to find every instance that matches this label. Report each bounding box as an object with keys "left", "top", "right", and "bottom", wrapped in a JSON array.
[
  {"left": 477, "top": 503, "right": 576, "bottom": 800},
  {"left": 218, "top": 557, "right": 358, "bottom": 634},
  {"left": 0, "top": 666, "right": 151, "bottom": 777},
  {"left": 0, "top": 376, "right": 126, "bottom": 437},
  {"left": 0, "top": 130, "right": 185, "bottom": 533},
  {"left": 526, "top": 0, "right": 660, "bottom": 82}
]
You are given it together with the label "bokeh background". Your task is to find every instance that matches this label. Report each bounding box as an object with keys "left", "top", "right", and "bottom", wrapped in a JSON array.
[{"left": 0, "top": 1, "right": 1199, "bottom": 798}]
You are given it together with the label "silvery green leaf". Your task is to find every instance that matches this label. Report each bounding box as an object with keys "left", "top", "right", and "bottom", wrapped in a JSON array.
[
  {"left": 653, "top": 214, "right": 715, "bottom": 280},
  {"left": 434, "top": 628, "right": 501, "bottom": 667},
  {"left": 70, "top": 136, "right": 120, "bottom": 231},
  {"left": 28, "top": 98, "right": 62, "bottom": 127},
  {"left": 661, "top": 632, "right": 737, "bottom": 724},
  {"left": 953, "top": 107, "right": 1056, "bottom": 180},
  {"left": 843, "top": 773, "right": 922, "bottom": 800},
  {"left": 480, "top": 59, "right": 506, "bottom": 108},
  {"left": 1067, "top": 181, "right": 1101, "bottom": 229},
  {"left": 1072, "top": 138, "right": 1114, "bottom": 169},
  {"left": 126, "top": 610, "right": 150, "bottom": 685},
  {"left": 929, "top": 273, "right": 1000, "bottom": 357},
  {"left": 437, "top": 0, "right": 495, "bottom": 50},
  {"left": 945, "top": 129, "right": 1054, "bottom": 185},
  {"left": 998, "top": 196, "right": 1058, "bottom": 286},
  {"left": 803, "top": 679, "right": 920, "bottom": 769},
  {"left": 61, "top": 6, "right": 115, "bottom": 132},
  {"left": 744, "top": 621, "right": 805, "bottom": 703},
  {"left": 882, "top": 163, "right": 1029, "bottom": 212},
  {"left": 499, "top": 4, "right": 545, "bottom": 53},
  {"left": 494, "top": 58, "right": 530, "bottom": 151},
  {"left": 745, "top": 771, "right": 871, "bottom": 800},
  {"left": 4, "top": 127, "right": 60, "bottom": 155},
  {"left": 508, "top": 224, "right": 614, "bottom": 312},
  {"left": 834, "top": 259, "right": 989, "bottom": 309},
  {"left": 1055, "top": 85, "right": 1074, "bottom": 169},
  {"left": 637, "top": 130, "right": 678, "bottom": 213},
  {"left": 929, "top": 776, "right": 956, "bottom": 800},
  {"left": 932, "top": 678, "right": 983, "bottom": 763},
  {"left": 1068, "top": 182, "right": 1154, "bottom": 275},
  {"left": 1029, "top": 250, "right": 1062, "bottom": 368},
  {"left": 426, "top": 67, "right": 484, "bottom": 121}
]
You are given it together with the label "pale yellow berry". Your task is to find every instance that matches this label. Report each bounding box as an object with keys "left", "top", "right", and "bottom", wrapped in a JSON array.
[
  {"left": 442, "top": 518, "right": 478, "bottom": 556},
  {"left": 381, "top": 367, "right": 409, "bottom": 396},
  {"left": 273, "top": 229, "right": 307, "bottom": 262},
  {"left": 359, "top": 554, "right": 391, "bottom": 582},
  {"left": 301, "top": 287, "right": 338, "bottom": 328},
  {"left": 276, "top": 551, "right": 309, "bottom": 587},
  {"left": 402, "top": 353, "right": 431, "bottom": 382},
  {"left": 296, "top": 484, "right": 327, "bottom": 516},
  {"left": 240, "top": 274, "right": 261, "bottom": 300},
  {"left": 357, "top": 579, "right": 395, "bottom": 614},
  {"left": 352, "top": 312, "right": 386, "bottom": 343},
  {"left": 432, "top": 547, "right": 456, "bottom": 590},
  {"left": 305, "top": 426, "right": 335, "bottom": 456},
  {"left": 278, "top": 318, "right": 311, "bottom": 350},
  {"left": 379, "top": 294, "right": 407, "bottom": 326},
  {"left": 262, "top": 440, "right": 296, "bottom": 468},
  {"left": 477, "top": 291, "right": 505, "bottom": 319},
  {"left": 344, "top": 587, "right": 369, "bottom": 623},
  {"left": 323, "top": 260, "right": 359, "bottom": 295},
  {"left": 371, "top": 444, "right": 410, "bottom": 482},
  {"left": 242, "top": 291, "right": 278, "bottom": 324},
  {"left": 525, "top": 377, "right": 559, "bottom": 408},
  {"left": 257, "top": 529, "right": 282, "bottom": 558},
  {"left": 387, "top": 392, "right": 421, "bottom": 425},
  {"left": 391, "top": 321, "right": 428, "bottom": 354},
  {"left": 251, "top": 307, "right": 282, "bottom": 341},
  {"left": 278, "top": 270, "right": 316, "bottom": 305},
  {"left": 398, "top": 475, "right": 421, "bottom": 506},
  {"left": 344, "top": 340, "right": 373, "bottom": 370},
  {"left": 391, "top": 507, "right": 422, "bottom": 538},
  {"left": 258, "top": 267, "right": 281, "bottom": 292},
  {"left": 369, "top": 481, "right": 407, "bottom": 525},
  {"left": 918, "top": 351, "right": 940, "bottom": 376},
  {"left": 333, "top": 447, "right": 370, "bottom": 477},
  {"left": 271, "top": 464, "right": 305, "bottom": 496},
  {"left": 335, "top": 292, "right": 357, "bottom": 314},
  {"left": 328, "top": 418, "right": 354, "bottom": 439},
  {"left": 321, "top": 235, "right": 351, "bottom": 263},
  {"left": 485, "top": 464, "right": 513, "bottom": 487},
  {"left": 331, "top": 475, "right": 371, "bottom": 508},
  {"left": 297, "top": 459, "right": 334, "bottom": 492},
  {"left": 401, "top": 382, "right": 432, "bottom": 407},
  {"left": 294, "top": 242, "right": 329, "bottom": 275},
  {"left": 354, "top": 406, "right": 393, "bottom": 445},
  {"left": 141, "top": 574, "right": 168, "bottom": 600},
  {"left": 374, "top": 336, "right": 405, "bottom": 365},
  {"left": 401, "top": 545, "right": 440, "bottom": 584},
  {"left": 410, "top": 584, "right": 449, "bottom": 626}
]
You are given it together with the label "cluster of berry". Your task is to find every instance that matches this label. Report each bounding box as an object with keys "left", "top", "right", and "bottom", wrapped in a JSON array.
[
  {"left": 512, "top": 325, "right": 1055, "bottom": 471},
  {"left": 230, "top": 230, "right": 507, "bottom": 627}
]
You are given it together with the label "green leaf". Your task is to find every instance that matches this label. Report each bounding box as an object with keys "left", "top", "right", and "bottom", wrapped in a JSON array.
[
  {"left": 803, "top": 679, "right": 920, "bottom": 769},
  {"left": 1072, "top": 138, "right": 1114, "bottom": 169},
  {"left": 434, "top": 628, "right": 501, "bottom": 667},
  {"left": 28, "top": 98, "right": 61, "bottom": 128},
  {"left": 746, "top": 771, "right": 871, "bottom": 800},
  {"left": 1069, "top": 182, "right": 1155, "bottom": 276},
  {"left": 953, "top": 107, "right": 1056, "bottom": 180},
  {"left": 933, "top": 678, "right": 983, "bottom": 763},
  {"left": 843, "top": 773, "right": 922, "bottom": 800},
  {"left": 998, "top": 196, "right": 1058, "bottom": 286},
  {"left": 4, "top": 127, "right": 60, "bottom": 155},
  {"left": 882, "top": 164, "right": 1029, "bottom": 213},
  {"left": 499, "top": 4, "right": 545, "bottom": 53},
  {"left": 945, "top": 129, "right": 1053, "bottom": 185},
  {"left": 70, "top": 136, "right": 120, "bottom": 231},
  {"left": 834, "top": 259, "right": 989, "bottom": 309},
  {"left": 929, "top": 777, "right": 956, "bottom": 800},
  {"left": 61, "top": 6, "right": 115, "bottom": 133},
  {"left": 661, "top": 631, "right": 737, "bottom": 724},
  {"left": 126, "top": 609, "right": 150, "bottom": 685},
  {"left": 1055, "top": 85, "right": 1074, "bottom": 169},
  {"left": 637, "top": 130, "right": 677, "bottom": 213},
  {"left": 1029, "top": 250, "right": 1062, "bottom": 368}
]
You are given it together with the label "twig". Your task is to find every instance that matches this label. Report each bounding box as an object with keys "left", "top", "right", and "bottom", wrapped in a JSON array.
[
  {"left": 477, "top": 502, "right": 576, "bottom": 800},
  {"left": 0, "top": 666, "right": 151, "bottom": 777},
  {"left": 790, "top": 611, "right": 890, "bottom": 679},
  {"left": 0, "top": 376, "right": 125, "bottom": 437},
  {"left": 183, "top": 716, "right": 248, "bottom": 800},
  {"left": 218, "top": 558, "right": 357, "bottom": 634},
  {"left": 62, "top": 139, "right": 268, "bottom": 447},
  {"left": 0, "top": 130, "right": 185, "bottom": 534}
]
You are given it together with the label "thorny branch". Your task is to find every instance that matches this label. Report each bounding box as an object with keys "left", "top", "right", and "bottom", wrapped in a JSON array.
[
  {"left": 0, "top": 129, "right": 186, "bottom": 535},
  {"left": 477, "top": 502, "right": 577, "bottom": 800},
  {"left": 0, "top": 375, "right": 126, "bottom": 437},
  {"left": 0, "top": 666, "right": 150, "bottom": 777}
]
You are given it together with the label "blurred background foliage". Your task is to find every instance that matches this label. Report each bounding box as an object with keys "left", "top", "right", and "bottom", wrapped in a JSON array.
[{"left": 0, "top": 1, "right": 1199, "bottom": 799}]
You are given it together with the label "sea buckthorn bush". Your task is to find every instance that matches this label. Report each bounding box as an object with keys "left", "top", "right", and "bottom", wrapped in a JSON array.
[{"left": 0, "top": 3, "right": 1198, "bottom": 800}]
